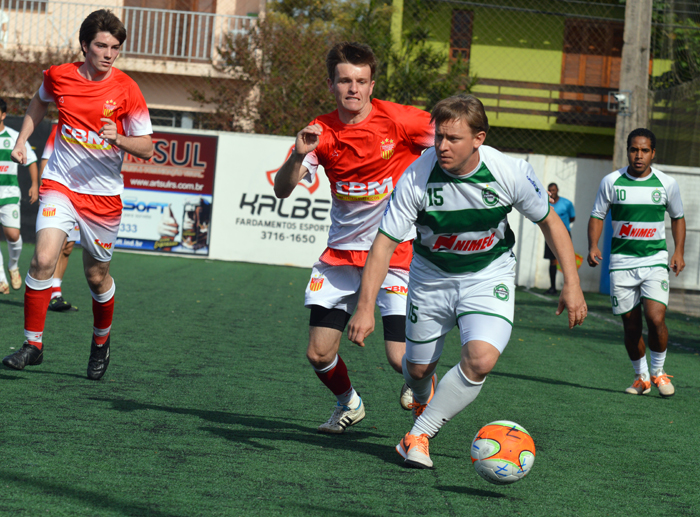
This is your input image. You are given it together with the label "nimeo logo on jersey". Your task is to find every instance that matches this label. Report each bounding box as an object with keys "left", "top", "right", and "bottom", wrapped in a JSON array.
[
  {"left": 335, "top": 178, "right": 393, "bottom": 201},
  {"left": 380, "top": 138, "right": 395, "bottom": 160},
  {"left": 61, "top": 124, "right": 112, "bottom": 150},
  {"left": 103, "top": 99, "right": 118, "bottom": 117},
  {"left": 432, "top": 233, "right": 496, "bottom": 252},
  {"left": 619, "top": 224, "right": 657, "bottom": 239}
]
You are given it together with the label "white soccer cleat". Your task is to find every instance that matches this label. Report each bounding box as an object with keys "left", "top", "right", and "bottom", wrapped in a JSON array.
[
  {"left": 8, "top": 268, "right": 21, "bottom": 290},
  {"left": 0, "top": 281, "right": 9, "bottom": 295},
  {"left": 651, "top": 370, "right": 675, "bottom": 398},
  {"left": 400, "top": 383, "right": 413, "bottom": 410},
  {"left": 317, "top": 396, "right": 365, "bottom": 434},
  {"left": 625, "top": 373, "right": 651, "bottom": 395}
]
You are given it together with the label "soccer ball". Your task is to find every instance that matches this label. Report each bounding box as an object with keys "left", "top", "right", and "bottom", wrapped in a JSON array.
[{"left": 470, "top": 420, "right": 536, "bottom": 485}]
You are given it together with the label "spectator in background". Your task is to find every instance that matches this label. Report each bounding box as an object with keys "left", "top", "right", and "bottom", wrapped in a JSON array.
[{"left": 544, "top": 182, "right": 575, "bottom": 295}]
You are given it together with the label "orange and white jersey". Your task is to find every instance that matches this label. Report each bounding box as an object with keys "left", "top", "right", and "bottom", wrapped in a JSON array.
[
  {"left": 302, "top": 99, "right": 433, "bottom": 251},
  {"left": 42, "top": 123, "right": 58, "bottom": 160},
  {"left": 39, "top": 62, "right": 153, "bottom": 196}
]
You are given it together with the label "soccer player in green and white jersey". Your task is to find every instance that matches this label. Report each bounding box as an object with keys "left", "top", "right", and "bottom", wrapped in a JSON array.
[
  {"left": 588, "top": 128, "right": 685, "bottom": 398},
  {"left": 0, "top": 98, "right": 39, "bottom": 294},
  {"left": 348, "top": 95, "right": 587, "bottom": 469}
]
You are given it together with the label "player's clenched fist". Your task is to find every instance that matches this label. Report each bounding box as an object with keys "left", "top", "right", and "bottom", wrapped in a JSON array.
[
  {"left": 294, "top": 124, "right": 322, "bottom": 155},
  {"left": 11, "top": 143, "right": 27, "bottom": 165}
]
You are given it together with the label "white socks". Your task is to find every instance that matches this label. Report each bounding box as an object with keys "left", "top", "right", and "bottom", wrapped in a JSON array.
[
  {"left": 650, "top": 349, "right": 667, "bottom": 374},
  {"left": 411, "top": 363, "right": 484, "bottom": 438},
  {"left": 631, "top": 350, "right": 667, "bottom": 378},
  {"left": 402, "top": 355, "right": 435, "bottom": 404},
  {"left": 7, "top": 236, "right": 22, "bottom": 270},
  {"left": 631, "top": 356, "right": 650, "bottom": 379}
]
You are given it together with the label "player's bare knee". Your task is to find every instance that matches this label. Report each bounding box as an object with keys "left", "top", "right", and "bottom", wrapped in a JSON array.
[
  {"left": 29, "top": 250, "right": 57, "bottom": 279},
  {"left": 306, "top": 349, "right": 334, "bottom": 369}
]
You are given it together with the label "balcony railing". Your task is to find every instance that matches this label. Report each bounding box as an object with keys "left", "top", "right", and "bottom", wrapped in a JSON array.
[{"left": 0, "top": 0, "right": 256, "bottom": 62}]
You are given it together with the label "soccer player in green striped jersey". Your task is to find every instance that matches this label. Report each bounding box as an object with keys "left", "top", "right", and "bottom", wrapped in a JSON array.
[
  {"left": 588, "top": 128, "right": 685, "bottom": 398},
  {"left": 348, "top": 95, "right": 587, "bottom": 469},
  {"left": 0, "top": 98, "right": 39, "bottom": 294}
]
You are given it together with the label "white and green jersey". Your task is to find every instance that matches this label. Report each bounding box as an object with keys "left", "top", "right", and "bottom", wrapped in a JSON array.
[
  {"left": 380, "top": 145, "right": 550, "bottom": 274},
  {"left": 590, "top": 166, "right": 684, "bottom": 271},
  {"left": 0, "top": 125, "right": 38, "bottom": 206}
]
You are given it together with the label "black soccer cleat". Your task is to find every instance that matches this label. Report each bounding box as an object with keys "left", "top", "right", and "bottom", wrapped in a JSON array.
[
  {"left": 3, "top": 342, "right": 44, "bottom": 370},
  {"left": 87, "top": 335, "right": 110, "bottom": 381},
  {"left": 48, "top": 296, "right": 78, "bottom": 312}
]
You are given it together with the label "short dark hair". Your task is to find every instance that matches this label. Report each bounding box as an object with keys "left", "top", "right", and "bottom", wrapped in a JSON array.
[
  {"left": 627, "top": 128, "right": 656, "bottom": 150},
  {"left": 430, "top": 95, "right": 489, "bottom": 136},
  {"left": 79, "top": 9, "right": 127, "bottom": 57},
  {"left": 548, "top": 183, "right": 558, "bottom": 190},
  {"left": 0, "top": 98, "right": 6, "bottom": 114},
  {"left": 326, "top": 42, "right": 377, "bottom": 82}
]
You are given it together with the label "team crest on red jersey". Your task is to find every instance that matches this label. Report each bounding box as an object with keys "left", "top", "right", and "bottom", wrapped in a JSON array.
[
  {"left": 380, "top": 138, "right": 395, "bottom": 160},
  {"left": 103, "top": 99, "right": 118, "bottom": 117}
]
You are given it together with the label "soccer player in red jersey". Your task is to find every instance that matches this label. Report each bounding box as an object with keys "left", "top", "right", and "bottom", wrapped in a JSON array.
[
  {"left": 40, "top": 124, "right": 79, "bottom": 312},
  {"left": 3, "top": 10, "right": 154, "bottom": 379},
  {"left": 274, "top": 42, "right": 434, "bottom": 433}
]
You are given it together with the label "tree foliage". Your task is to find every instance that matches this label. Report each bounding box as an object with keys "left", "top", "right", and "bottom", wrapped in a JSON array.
[
  {"left": 651, "top": 6, "right": 700, "bottom": 90},
  {"left": 0, "top": 46, "right": 80, "bottom": 116},
  {"left": 192, "top": 0, "right": 476, "bottom": 133}
]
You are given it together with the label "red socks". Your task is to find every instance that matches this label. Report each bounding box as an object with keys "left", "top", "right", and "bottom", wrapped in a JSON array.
[
  {"left": 314, "top": 355, "right": 352, "bottom": 396},
  {"left": 24, "top": 285, "right": 52, "bottom": 349}
]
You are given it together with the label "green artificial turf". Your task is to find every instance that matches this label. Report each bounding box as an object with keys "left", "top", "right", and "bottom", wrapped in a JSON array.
[{"left": 1, "top": 246, "right": 699, "bottom": 516}]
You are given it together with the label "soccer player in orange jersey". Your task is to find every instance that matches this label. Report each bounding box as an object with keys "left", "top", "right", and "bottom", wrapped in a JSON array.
[
  {"left": 3, "top": 10, "right": 154, "bottom": 379},
  {"left": 40, "top": 124, "right": 79, "bottom": 312},
  {"left": 274, "top": 42, "right": 434, "bottom": 433}
]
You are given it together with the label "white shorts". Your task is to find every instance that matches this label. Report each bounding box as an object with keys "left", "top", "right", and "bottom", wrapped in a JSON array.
[
  {"left": 610, "top": 267, "right": 670, "bottom": 315},
  {"left": 0, "top": 203, "right": 20, "bottom": 229},
  {"left": 37, "top": 182, "right": 121, "bottom": 262},
  {"left": 405, "top": 253, "right": 516, "bottom": 365},
  {"left": 304, "top": 261, "right": 409, "bottom": 317},
  {"left": 67, "top": 223, "right": 80, "bottom": 243}
]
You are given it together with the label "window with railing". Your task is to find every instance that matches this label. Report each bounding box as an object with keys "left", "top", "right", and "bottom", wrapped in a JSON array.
[
  {"left": 558, "top": 19, "right": 624, "bottom": 126},
  {"left": 1, "top": 0, "right": 47, "bottom": 13},
  {"left": 450, "top": 10, "right": 473, "bottom": 62}
]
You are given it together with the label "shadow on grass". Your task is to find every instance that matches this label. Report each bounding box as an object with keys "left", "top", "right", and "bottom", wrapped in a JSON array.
[
  {"left": 490, "top": 371, "right": 619, "bottom": 394},
  {"left": 89, "top": 397, "right": 411, "bottom": 465},
  {"left": 0, "top": 372, "right": 26, "bottom": 380},
  {"left": 0, "top": 299, "right": 24, "bottom": 309},
  {"left": 7, "top": 368, "right": 88, "bottom": 380},
  {"left": 0, "top": 469, "right": 185, "bottom": 517},
  {"left": 436, "top": 485, "right": 513, "bottom": 499}
]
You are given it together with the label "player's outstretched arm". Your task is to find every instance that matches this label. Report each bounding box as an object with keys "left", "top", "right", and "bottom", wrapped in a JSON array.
[
  {"left": 538, "top": 210, "right": 587, "bottom": 328},
  {"left": 670, "top": 217, "right": 686, "bottom": 276},
  {"left": 347, "top": 233, "right": 399, "bottom": 347},
  {"left": 274, "top": 124, "right": 322, "bottom": 199},
  {"left": 587, "top": 217, "right": 604, "bottom": 268},
  {"left": 11, "top": 92, "right": 49, "bottom": 165}
]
